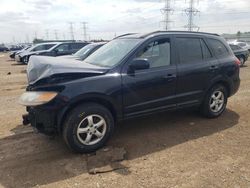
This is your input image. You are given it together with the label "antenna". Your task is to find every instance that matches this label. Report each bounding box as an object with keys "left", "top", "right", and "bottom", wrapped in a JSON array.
[
  {"left": 161, "top": 0, "right": 174, "bottom": 31},
  {"left": 183, "top": 0, "right": 200, "bottom": 31}
]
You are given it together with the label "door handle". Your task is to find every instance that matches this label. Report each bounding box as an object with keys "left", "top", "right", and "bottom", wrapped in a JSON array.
[
  {"left": 209, "top": 65, "right": 219, "bottom": 70},
  {"left": 163, "top": 74, "right": 176, "bottom": 81}
]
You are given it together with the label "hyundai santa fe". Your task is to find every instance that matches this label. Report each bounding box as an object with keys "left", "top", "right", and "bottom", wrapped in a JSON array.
[{"left": 19, "top": 31, "right": 240, "bottom": 153}]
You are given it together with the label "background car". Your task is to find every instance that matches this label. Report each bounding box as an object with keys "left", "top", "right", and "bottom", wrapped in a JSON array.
[
  {"left": 9, "top": 46, "right": 30, "bottom": 59},
  {"left": 16, "top": 42, "right": 59, "bottom": 63},
  {"left": 57, "top": 42, "right": 106, "bottom": 61},
  {"left": 22, "top": 42, "right": 89, "bottom": 64},
  {"left": 230, "top": 41, "right": 250, "bottom": 52},
  {"left": 229, "top": 44, "right": 249, "bottom": 66},
  {"left": 0, "top": 46, "right": 9, "bottom": 52}
]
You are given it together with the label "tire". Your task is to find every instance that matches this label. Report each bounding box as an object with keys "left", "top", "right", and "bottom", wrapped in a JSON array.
[
  {"left": 239, "top": 56, "right": 245, "bottom": 67},
  {"left": 63, "top": 103, "right": 114, "bottom": 153},
  {"left": 201, "top": 84, "right": 228, "bottom": 118}
]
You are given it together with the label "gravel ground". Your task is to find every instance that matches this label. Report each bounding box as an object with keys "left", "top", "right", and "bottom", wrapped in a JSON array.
[{"left": 0, "top": 52, "right": 250, "bottom": 188}]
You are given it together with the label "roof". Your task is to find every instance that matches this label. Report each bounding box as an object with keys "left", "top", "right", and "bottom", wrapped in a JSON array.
[{"left": 117, "top": 31, "right": 220, "bottom": 39}]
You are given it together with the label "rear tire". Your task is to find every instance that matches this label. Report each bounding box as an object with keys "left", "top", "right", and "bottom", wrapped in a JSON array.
[
  {"left": 63, "top": 103, "right": 114, "bottom": 153},
  {"left": 201, "top": 84, "right": 228, "bottom": 118}
]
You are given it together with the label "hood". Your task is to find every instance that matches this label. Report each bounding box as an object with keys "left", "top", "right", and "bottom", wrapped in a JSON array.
[{"left": 27, "top": 56, "right": 108, "bottom": 85}]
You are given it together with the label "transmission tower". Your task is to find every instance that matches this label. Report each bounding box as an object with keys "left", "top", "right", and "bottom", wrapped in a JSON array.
[
  {"left": 69, "top": 22, "right": 75, "bottom": 40},
  {"left": 81, "top": 22, "right": 88, "bottom": 41},
  {"left": 161, "top": 0, "right": 173, "bottom": 31},
  {"left": 45, "top": 30, "right": 49, "bottom": 39},
  {"left": 184, "top": 0, "right": 200, "bottom": 31},
  {"left": 54, "top": 30, "right": 58, "bottom": 40}
]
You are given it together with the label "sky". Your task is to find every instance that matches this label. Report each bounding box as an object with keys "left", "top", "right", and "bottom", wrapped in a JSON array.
[{"left": 0, "top": 0, "right": 250, "bottom": 43}]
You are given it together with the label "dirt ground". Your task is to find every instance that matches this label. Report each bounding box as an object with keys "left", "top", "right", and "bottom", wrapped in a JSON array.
[{"left": 0, "top": 52, "right": 250, "bottom": 188}]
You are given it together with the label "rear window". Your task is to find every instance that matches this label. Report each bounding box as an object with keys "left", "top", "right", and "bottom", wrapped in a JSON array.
[
  {"left": 207, "top": 38, "right": 229, "bottom": 57},
  {"left": 176, "top": 38, "right": 203, "bottom": 64}
]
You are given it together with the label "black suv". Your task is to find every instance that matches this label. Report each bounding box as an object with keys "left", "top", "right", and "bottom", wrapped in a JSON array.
[{"left": 19, "top": 31, "right": 240, "bottom": 153}]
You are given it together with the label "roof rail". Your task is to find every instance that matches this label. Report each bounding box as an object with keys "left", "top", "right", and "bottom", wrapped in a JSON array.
[
  {"left": 140, "top": 30, "right": 219, "bottom": 38},
  {"left": 113, "top": 33, "right": 138, "bottom": 39}
]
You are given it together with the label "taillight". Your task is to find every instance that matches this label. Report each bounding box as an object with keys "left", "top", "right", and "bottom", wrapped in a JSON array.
[{"left": 235, "top": 58, "right": 241, "bottom": 66}]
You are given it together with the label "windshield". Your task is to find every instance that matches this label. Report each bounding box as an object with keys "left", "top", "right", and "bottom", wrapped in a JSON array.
[
  {"left": 84, "top": 38, "right": 141, "bottom": 67},
  {"left": 74, "top": 44, "right": 96, "bottom": 58}
]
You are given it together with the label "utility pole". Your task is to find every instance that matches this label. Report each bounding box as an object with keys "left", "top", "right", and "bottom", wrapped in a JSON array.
[
  {"left": 69, "top": 22, "right": 75, "bottom": 40},
  {"left": 54, "top": 29, "right": 58, "bottom": 40},
  {"left": 161, "top": 0, "right": 173, "bottom": 31},
  {"left": 184, "top": 0, "right": 200, "bottom": 31},
  {"left": 81, "top": 22, "right": 88, "bottom": 41}
]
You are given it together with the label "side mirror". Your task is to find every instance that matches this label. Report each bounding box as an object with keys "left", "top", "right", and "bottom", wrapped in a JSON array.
[{"left": 128, "top": 58, "right": 150, "bottom": 73}]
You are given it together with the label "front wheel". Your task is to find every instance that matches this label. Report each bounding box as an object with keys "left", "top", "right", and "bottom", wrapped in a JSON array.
[
  {"left": 201, "top": 85, "right": 228, "bottom": 118},
  {"left": 63, "top": 103, "right": 114, "bottom": 153}
]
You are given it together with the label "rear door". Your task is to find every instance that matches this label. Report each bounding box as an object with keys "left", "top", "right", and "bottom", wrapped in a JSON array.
[{"left": 175, "top": 35, "right": 217, "bottom": 107}]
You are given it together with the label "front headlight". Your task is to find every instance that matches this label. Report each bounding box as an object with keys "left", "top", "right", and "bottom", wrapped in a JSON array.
[{"left": 19, "top": 91, "right": 58, "bottom": 106}]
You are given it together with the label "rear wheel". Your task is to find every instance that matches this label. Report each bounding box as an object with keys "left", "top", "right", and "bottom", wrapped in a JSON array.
[
  {"left": 201, "top": 84, "right": 228, "bottom": 118},
  {"left": 63, "top": 103, "right": 114, "bottom": 153}
]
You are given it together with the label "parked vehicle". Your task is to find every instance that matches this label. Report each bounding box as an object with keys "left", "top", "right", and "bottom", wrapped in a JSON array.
[
  {"left": 19, "top": 31, "right": 240, "bottom": 153},
  {"left": 0, "top": 46, "right": 9, "bottom": 52},
  {"left": 22, "top": 42, "right": 89, "bottom": 64},
  {"left": 9, "top": 46, "right": 30, "bottom": 59},
  {"left": 16, "top": 43, "right": 58, "bottom": 63},
  {"left": 230, "top": 41, "right": 250, "bottom": 52},
  {"left": 58, "top": 42, "right": 106, "bottom": 61},
  {"left": 229, "top": 44, "right": 249, "bottom": 66}
]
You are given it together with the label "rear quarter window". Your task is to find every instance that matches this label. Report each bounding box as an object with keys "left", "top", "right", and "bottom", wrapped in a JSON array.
[{"left": 207, "top": 38, "right": 230, "bottom": 57}]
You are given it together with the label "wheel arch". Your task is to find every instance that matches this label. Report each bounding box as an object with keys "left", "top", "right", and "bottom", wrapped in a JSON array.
[{"left": 57, "top": 94, "right": 120, "bottom": 133}]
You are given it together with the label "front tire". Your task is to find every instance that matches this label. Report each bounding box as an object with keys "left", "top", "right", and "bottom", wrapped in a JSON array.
[
  {"left": 63, "top": 103, "right": 114, "bottom": 153},
  {"left": 201, "top": 84, "right": 228, "bottom": 118}
]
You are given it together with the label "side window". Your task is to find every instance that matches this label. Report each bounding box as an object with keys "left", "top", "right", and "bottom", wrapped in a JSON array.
[
  {"left": 55, "top": 44, "right": 69, "bottom": 52},
  {"left": 207, "top": 38, "right": 229, "bottom": 57},
  {"left": 176, "top": 38, "right": 203, "bottom": 64},
  {"left": 136, "top": 38, "right": 171, "bottom": 68},
  {"left": 32, "top": 45, "right": 45, "bottom": 52},
  {"left": 45, "top": 44, "right": 55, "bottom": 50},
  {"left": 200, "top": 39, "right": 212, "bottom": 59}
]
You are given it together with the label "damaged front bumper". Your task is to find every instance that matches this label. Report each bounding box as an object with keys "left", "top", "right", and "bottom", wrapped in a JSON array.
[{"left": 22, "top": 106, "right": 58, "bottom": 135}]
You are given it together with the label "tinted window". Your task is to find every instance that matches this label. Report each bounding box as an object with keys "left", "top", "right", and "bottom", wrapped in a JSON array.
[
  {"left": 200, "top": 39, "right": 212, "bottom": 59},
  {"left": 177, "top": 38, "right": 202, "bottom": 64},
  {"left": 45, "top": 44, "right": 55, "bottom": 50},
  {"left": 55, "top": 44, "right": 69, "bottom": 52},
  {"left": 207, "top": 38, "right": 229, "bottom": 57},
  {"left": 71, "top": 43, "right": 86, "bottom": 50},
  {"left": 136, "top": 38, "right": 171, "bottom": 68}
]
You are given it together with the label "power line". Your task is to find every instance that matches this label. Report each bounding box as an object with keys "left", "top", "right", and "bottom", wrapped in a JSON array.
[
  {"left": 161, "top": 0, "right": 174, "bottom": 30},
  {"left": 184, "top": 0, "right": 200, "bottom": 31}
]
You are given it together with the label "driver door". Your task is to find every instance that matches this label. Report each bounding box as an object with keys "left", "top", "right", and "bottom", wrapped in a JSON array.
[{"left": 122, "top": 36, "right": 177, "bottom": 118}]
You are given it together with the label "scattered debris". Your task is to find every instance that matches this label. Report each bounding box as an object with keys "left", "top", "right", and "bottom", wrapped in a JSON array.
[
  {"left": 87, "top": 147, "right": 127, "bottom": 174},
  {"left": 7, "top": 72, "right": 11, "bottom": 75},
  {"left": 20, "top": 70, "right": 26, "bottom": 73}
]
